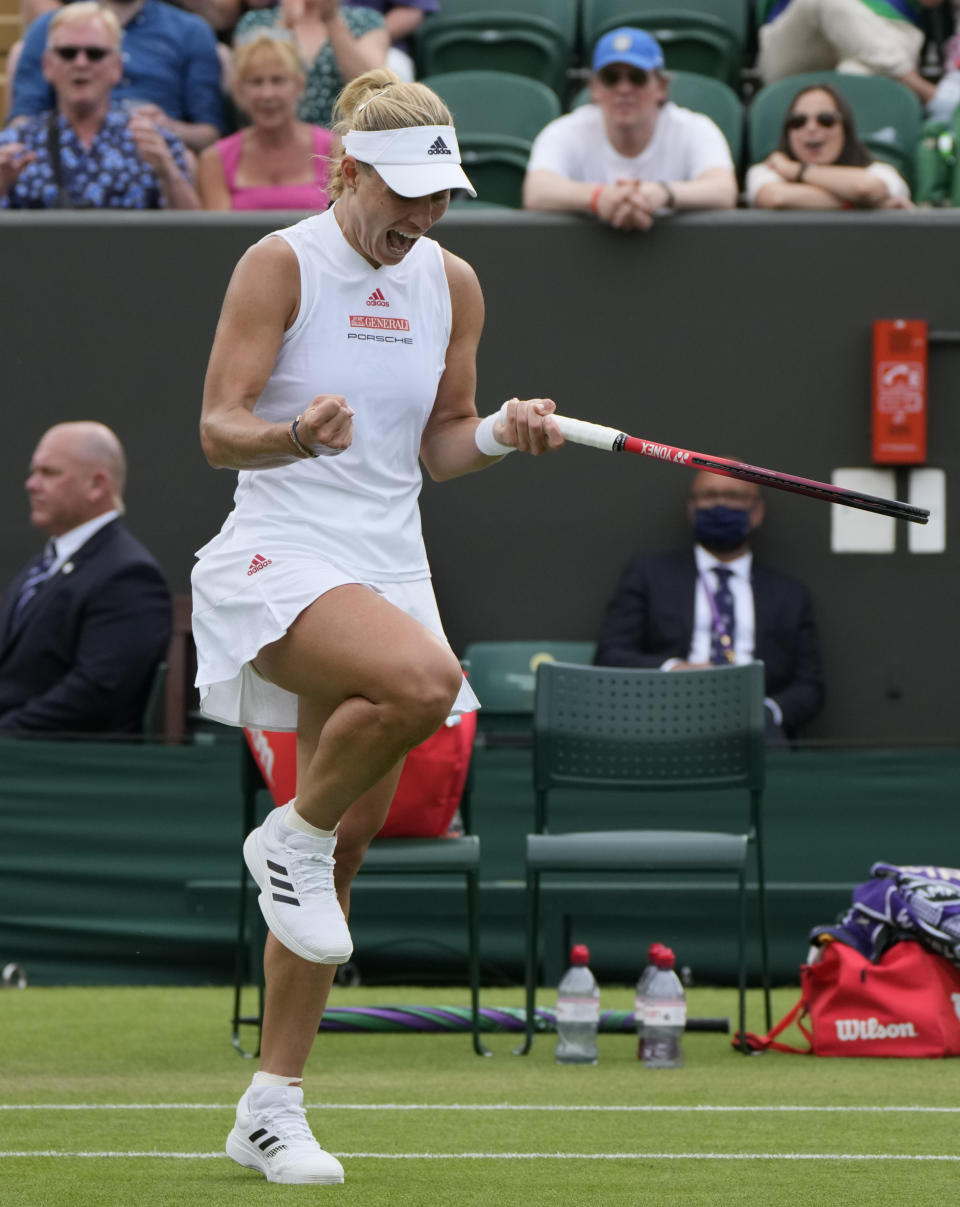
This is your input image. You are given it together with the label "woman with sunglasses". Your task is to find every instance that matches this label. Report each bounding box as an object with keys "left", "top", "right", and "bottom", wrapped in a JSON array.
[{"left": 746, "top": 84, "right": 912, "bottom": 210}]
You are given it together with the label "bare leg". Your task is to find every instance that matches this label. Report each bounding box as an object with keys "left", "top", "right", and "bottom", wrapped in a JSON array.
[
  {"left": 254, "top": 584, "right": 464, "bottom": 830},
  {"left": 258, "top": 762, "right": 404, "bottom": 1076}
]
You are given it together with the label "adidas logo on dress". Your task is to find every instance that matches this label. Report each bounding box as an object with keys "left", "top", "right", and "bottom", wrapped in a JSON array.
[
  {"left": 427, "top": 136, "right": 451, "bottom": 156},
  {"left": 366, "top": 288, "right": 389, "bottom": 307},
  {"left": 247, "top": 554, "right": 273, "bottom": 576}
]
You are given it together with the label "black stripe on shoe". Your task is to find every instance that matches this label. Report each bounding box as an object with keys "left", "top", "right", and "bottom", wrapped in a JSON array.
[
  {"left": 249, "top": 1129, "right": 267, "bottom": 1142},
  {"left": 267, "top": 859, "right": 287, "bottom": 874},
  {"left": 269, "top": 877, "right": 295, "bottom": 891},
  {"left": 259, "top": 1134, "right": 282, "bottom": 1151},
  {"left": 272, "top": 893, "right": 301, "bottom": 906}
]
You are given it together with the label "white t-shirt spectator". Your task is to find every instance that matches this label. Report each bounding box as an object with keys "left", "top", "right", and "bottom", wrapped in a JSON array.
[
  {"left": 744, "top": 159, "right": 910, "bottom": 205},
  {"left": 526, "top": 101, "right": 735, "bottom": 185}
]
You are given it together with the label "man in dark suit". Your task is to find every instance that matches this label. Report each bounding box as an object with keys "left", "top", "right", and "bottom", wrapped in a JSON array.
[
  {"left": 0, "top": 421, "right": 172, "bottom": 736},
  {"left": 595, "top": 470, "right": 823, "bottom": 740}
]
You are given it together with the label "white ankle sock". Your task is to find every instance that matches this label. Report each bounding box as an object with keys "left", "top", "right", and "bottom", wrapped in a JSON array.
[
  {"left": 252, "top": 1071, "right": 302, "bottom": 1088},
  {"left": 283, "top": 801, "right": 337, "bottom": 839}
]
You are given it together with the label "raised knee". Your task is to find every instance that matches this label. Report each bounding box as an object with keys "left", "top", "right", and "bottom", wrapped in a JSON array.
[{"left": 387, "top": 654, "right": 463, "bottom": 739}]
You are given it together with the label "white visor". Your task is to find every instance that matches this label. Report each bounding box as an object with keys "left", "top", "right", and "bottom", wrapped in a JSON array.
[{"left": 343, "top": 125, "right": 477, "bottom": 198}]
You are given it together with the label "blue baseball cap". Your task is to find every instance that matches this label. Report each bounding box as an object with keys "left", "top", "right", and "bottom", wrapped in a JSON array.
[{"left": 592, "top": 27, "right": 664, "bottom": 73}]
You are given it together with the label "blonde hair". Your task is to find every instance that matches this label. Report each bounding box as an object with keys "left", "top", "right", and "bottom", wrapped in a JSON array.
[
  {"left": 232, "top": 32, "right": 304, "bottom": 92},
  {"left": 48, "top": 2, "right": 121, "bottom": 46},
  {"left": 328, "top": 69, "right": 454, "bottom": 201}
]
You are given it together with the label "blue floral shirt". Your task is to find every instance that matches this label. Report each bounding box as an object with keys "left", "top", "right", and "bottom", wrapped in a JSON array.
[{"left": 0, "top": 108, "right": 191, "bottom": 210}]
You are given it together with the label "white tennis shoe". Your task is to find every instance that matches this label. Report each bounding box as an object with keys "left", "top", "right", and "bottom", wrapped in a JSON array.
[
  {"left": 226, "top": 1085, "right": 344, "bottom": 1184},
  {"left": 243, "top": 803, "right": 353, "bottom": 964}
]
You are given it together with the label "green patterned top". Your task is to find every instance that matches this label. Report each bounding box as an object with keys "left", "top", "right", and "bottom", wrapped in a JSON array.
[{"left": 234, "top": 6, "right": 386, "bottom": 128}]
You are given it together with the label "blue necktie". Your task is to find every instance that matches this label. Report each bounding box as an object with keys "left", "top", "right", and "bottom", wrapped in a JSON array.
[
  {"left": 11, "top": 541, "right": 56, "bottom": 625},
  {"left": 710, "top": 566, "right": 736, "bottom": 665}
]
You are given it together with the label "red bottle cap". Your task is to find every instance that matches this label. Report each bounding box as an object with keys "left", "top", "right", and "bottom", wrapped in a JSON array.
[
  {"left": 654, "top": 948, "right": 676, "bottom": 970},
  {"left": 570, "top": 944, "right": 590, "bottom": 965}
]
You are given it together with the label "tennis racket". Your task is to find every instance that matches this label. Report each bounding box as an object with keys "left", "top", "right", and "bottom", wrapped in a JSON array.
[{"left": 551, "top": 415, "right": 929, "bottom": 525}]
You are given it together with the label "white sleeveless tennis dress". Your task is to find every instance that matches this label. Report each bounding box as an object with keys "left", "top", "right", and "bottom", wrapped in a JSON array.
[{"left": 191, "top": 206, "right": 480, "bottom": 729}]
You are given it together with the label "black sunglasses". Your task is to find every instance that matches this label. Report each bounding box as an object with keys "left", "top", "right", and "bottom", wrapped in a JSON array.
[
  {"left": 786, "top": 111, "right": 842, "bottom": 131},
  {"left": 52, "top": 45, "right": 114, "bottom": 62},
  {"left": 597, "top": 65, "right": 649, "bottom": 88}
]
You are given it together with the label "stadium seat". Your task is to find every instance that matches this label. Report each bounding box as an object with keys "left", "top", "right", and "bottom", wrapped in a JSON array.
[
  {"left": 462, "top": 639, "right": 596, "bottom": 747},
  {"left": 747, "top": 71, "right": 923, "bottom": 189},
  {"left": 421, "top": 71, "right": 563, "bottom": 206},
  {"left": 571, "top": 69, "right": 744, "bottom": 170},
  {"left": 414, "top": 0, "right": 577, "bottom": 98},
  {"left": 517, "top": 660, "right": 771, "bottom": 1055},
  {"left": 579, "top": 0, "right": 749, "bottom": 87}
]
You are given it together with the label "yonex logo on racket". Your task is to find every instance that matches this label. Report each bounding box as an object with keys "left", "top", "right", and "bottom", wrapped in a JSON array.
[
  {"left": 640, "top": 440, "right": 687, "bottom": 464},
  {"left": 366, "top": 288, "right": 389, "bottom": 307},
  {"left": 427, "top": 136, "right": 451, "bottom": 155},
  {"left": 247, "top": 554, "right": 273, "bottom": 576}
]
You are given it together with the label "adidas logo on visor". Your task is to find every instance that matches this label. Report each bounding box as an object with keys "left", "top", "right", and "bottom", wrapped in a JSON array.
[{"left": 427, "top": 136, "right": 451, "bottom": 156}]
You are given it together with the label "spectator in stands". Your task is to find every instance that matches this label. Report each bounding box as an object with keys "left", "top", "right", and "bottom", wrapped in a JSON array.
[
  {"left": 198, "top": 31, "right": 332, "bottom": 209},
  {"left": 746, "top": 82, "right": 913, "bottom": 208},
  {"left": 0, "top": 422, "right": 172, "bottom": 736},
  {"left": 756, "top": 0, "right": 945, "bottom": 105},
  {"left": 594, "top": 470, "right": 824, "bottom": 742},
  {"left": 21, "top": 0, "right": 243, "bottom": 36},
  {"left": 232, "top": 0, "right": 389, "bottom": 127},
  {"left": 9, "top": 0, "right": 225, "bottom": 152},
  {"left": 523, "top": 28, "right": 738, "bottom": 229},
  {"left": 0, "top": 3, "right": 201, "bottom": 209},
  {"left": 347, "top": 0, "right": 438, "bottom": 81}
]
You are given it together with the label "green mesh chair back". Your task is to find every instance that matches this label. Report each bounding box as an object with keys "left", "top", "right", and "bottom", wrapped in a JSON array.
[
  {"left": 747, "top": 72, "right": 922, "bottom": 188},
  {"left": 420, "top": 72, "right": 563, "bottom": 206},
  {"left": 463, "top": 640, "right": 596, "bottom": 744},
  {"left": 421, "top": 71, "right": 563, "bottom": 143},
  {"left": 534, "top": 659, "right": 764, "bottom": 805},
  {"left": 519, "top": 660, "right": 770, "bottom": 1054},
  {"left": 580, "top": 1, "right": 748, "bottom": 85},
  {"left": 415, "top": 0, "right": 577, "bottom": 96}
]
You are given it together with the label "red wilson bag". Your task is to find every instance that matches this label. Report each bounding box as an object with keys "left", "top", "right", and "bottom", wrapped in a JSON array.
[
  {"left": 738, "top": 940, "right": 960, "bottom": 1058},
  {"left": 243, "top": 710, "right": 476, "bottom": 839}
]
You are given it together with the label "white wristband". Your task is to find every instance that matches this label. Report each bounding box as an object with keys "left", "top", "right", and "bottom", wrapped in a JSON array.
[{"left": 474, "top": 402, "right": 516, "bottom": 457}]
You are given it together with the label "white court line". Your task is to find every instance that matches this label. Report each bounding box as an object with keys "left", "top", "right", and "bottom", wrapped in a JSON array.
[
  {"left": 3, "top": 1103, "right": 960, "bottom": 1113},
  {"left": 3, "top": 1151, "right": 960, "bottom": 1162}
]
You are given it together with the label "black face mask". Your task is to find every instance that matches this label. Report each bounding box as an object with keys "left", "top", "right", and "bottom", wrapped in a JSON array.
[{"left": 693, "top": 505, "right": 752, "bottom": 554}]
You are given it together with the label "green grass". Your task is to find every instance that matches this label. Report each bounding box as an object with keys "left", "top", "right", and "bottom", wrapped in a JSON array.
[{"left": 2, "top": 984, "right": 958, "bottom": 1206}]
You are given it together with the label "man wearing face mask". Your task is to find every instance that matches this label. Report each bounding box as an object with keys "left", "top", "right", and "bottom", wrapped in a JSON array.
[{"left": 594, "top": 470, "right": 823, "bottom": 741}]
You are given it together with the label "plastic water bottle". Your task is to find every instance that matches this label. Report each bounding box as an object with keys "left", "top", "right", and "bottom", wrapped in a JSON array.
[
  {"left": 555, "top": 944, "right": 599, "bottom": 1065},
  {"left": 642, "top": 947, "right": 686, "bottom": 1069},
  {"left": 634, "top": 942, "right": 668, "bottom": 1060}
]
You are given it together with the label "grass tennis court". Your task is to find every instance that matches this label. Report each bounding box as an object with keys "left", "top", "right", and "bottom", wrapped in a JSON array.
[{"left": 3, "top": 983, "right": 958, "bottom": 1206}]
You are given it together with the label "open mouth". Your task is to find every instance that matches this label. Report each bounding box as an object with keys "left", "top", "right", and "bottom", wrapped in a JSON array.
[{"left": 386, "top": 230, "right": 417, "bottom": 255}]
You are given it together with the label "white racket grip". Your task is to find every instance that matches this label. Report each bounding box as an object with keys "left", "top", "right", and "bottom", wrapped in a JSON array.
[{"left": 552, "top": 414, "right": 624, "bottom": 451}]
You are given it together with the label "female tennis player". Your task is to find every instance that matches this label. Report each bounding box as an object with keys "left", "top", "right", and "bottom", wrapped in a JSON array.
[{"left": 191, "top": 68, "right": 564, "bottom": 1185}]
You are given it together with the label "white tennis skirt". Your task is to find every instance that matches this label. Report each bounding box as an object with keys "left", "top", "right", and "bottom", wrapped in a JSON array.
[{"left": 191, "top": 537, "right": 479, "bottom": 731}]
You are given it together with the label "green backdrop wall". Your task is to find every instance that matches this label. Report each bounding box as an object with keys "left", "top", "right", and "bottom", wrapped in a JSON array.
[{"left": 1, "top": 210, "right": 957, "bottom": 742}]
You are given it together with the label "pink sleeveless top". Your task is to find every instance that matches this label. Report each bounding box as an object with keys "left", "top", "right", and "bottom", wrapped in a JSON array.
[{"left": 216, "top": 126, "right": 332, "bottom": 211}]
